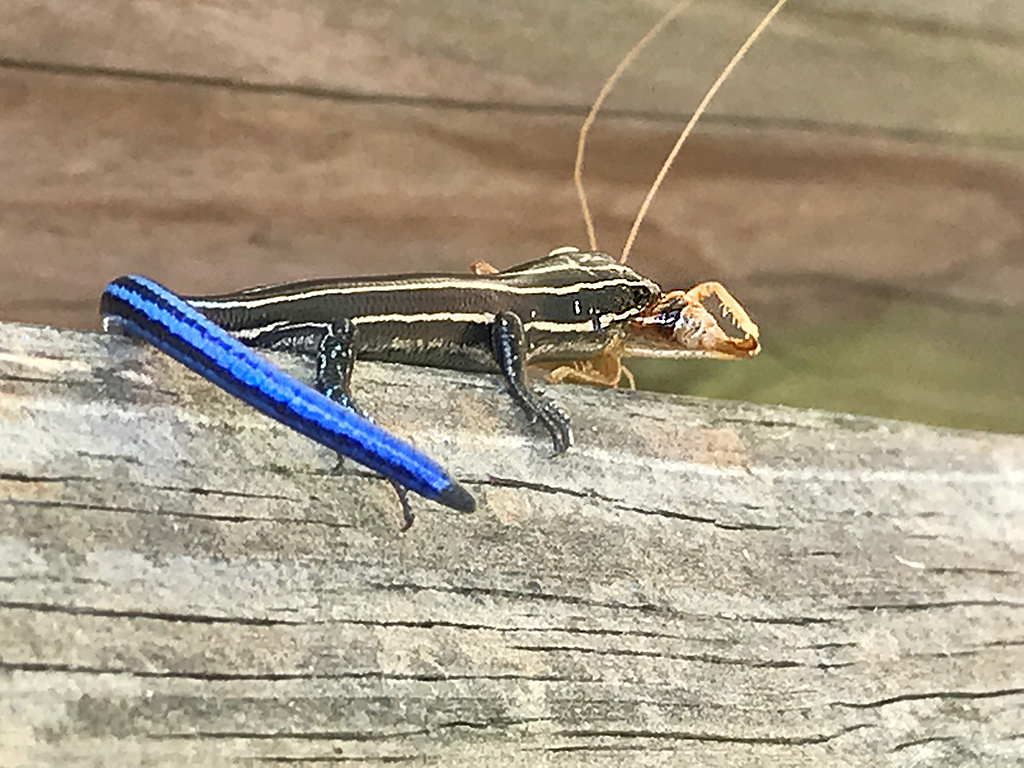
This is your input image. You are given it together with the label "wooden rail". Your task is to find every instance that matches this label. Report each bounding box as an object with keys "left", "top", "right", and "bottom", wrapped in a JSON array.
[{"left": 1, "top": 320, "right": 1022, "bottom": 765}]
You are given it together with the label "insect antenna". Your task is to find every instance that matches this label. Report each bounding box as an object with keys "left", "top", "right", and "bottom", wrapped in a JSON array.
[
  {"left": 620, "top": 0, "right": 791, "bottom": 264},
  {"left": 574, "top": 0, "right": 695, "bottom": 252}
]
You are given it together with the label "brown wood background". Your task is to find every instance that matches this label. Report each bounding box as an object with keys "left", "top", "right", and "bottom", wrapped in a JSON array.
[
  {"left": 3, "top": 0, "right": 1024, "bottom": 434},
  {"left": 2, "top": 0, "right": 1023, "bottom": 329}
]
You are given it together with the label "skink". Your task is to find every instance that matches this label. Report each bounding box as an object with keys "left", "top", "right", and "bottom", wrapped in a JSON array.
[{"left": 103, "top": 248, "right": 759, "bottom": 525}]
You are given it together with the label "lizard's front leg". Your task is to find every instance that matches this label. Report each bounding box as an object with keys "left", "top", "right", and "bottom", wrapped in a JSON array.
[{"left": 490, "top": 311, "right": 574, "bottom": 454}]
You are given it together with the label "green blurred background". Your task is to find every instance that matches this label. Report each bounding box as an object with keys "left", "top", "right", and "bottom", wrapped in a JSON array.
[{"left": 635, "top": 302, "right": 1024, "bottom": 434}]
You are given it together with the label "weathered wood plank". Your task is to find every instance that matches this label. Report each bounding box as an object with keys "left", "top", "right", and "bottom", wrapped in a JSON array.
[
  {"left": 1, "top": 320, "right": 1022, "bottom": 765},
  {"left": 4, "top": 0, "right": 1023, "bottom": 138}
]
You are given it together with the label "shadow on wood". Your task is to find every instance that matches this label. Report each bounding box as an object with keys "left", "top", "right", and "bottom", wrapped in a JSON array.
[{"left": 1, "top": 320, "right": 1022, "bottom": 765}]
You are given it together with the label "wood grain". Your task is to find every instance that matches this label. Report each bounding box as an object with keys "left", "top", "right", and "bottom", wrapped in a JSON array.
[
  {"left": 2, "top": 320, "right": 1022, "bottom": 765},
  {"left": 2, "top": 0, "right": 1024, "bottom": 330}
]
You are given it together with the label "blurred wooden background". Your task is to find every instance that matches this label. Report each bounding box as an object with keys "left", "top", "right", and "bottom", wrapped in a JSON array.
[{"left": 1, "top": 0, "right": 1023, "bottom": 430}]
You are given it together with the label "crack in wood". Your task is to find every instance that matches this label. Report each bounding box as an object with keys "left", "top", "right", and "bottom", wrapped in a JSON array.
[
  {"left": 891, "top": 734, "right": 959, "bottom": 752},
  {"left": 0, "top": 601, "right": 303, "bottom": 626},
  {"left": 551, "top": 723, "right": 875, "bottom": 746},
  {"left": 846, "top": 599, "right": 1024, "bottom": 611},
  {"left": 0, "top": 662, "right": 572, "bottom": 684},
  {"left": 9, "top": 497, "right": 350, "bottom": 528},
  {"left": 835, "top": 688, "right": 1024, "bottom": 708},
  {"left": 150, "top": 730, "right": 431, "bottom": 742},
  {"left": 507, "top": 644, "right": 855, "bottom": 669}
]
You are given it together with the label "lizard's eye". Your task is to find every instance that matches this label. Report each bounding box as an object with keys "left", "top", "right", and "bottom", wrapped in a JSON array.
[{"left": 634, "top": 284, "right": 657, "bottom": 306}]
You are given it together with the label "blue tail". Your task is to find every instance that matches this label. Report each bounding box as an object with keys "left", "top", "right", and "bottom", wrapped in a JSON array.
[{"left": 101, "top": 275, "right": 474, "bottom": 518}]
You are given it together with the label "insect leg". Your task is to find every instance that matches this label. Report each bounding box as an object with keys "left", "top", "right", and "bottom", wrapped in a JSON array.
[
  {"left": 469, "top": 260, "right": 500, "bottom": 275},
  {"left": 315, "top": 319, "right": 415, "bottom": 530},
  {"left": 490, "top": 311, "right": 574, "bottom": 454},
  {"left": 545, "top": 339, "right": 635, "bottom": 389}
]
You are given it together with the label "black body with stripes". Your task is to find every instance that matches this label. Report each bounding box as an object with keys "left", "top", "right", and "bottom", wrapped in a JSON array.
[{"left": 187, "top": 250, "right": 661, "bottom": 374}]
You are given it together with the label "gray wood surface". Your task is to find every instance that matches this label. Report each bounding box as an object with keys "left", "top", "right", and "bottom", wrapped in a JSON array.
[{"left": 1, "top": 320, "right": 1022, "bottom": 765}]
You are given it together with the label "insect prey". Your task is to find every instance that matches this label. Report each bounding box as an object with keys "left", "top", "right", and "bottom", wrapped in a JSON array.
[{"left": 540, "top": 0, "right": 789, "bottom": 389}]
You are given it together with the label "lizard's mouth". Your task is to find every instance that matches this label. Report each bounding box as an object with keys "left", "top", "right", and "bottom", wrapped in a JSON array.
[{"left": 623, "top": 282, "right": 760, "bottom": 360}]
